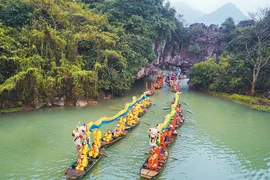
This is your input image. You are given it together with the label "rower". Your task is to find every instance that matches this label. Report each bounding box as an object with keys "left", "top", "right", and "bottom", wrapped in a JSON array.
[
  {"left": 89, "top": 142, "right": 99, "bottom": 159},
  {"left": 146, "top": 148, "right": 158, "bottom": 170},
  {"left": 158, "top": 130, "right": 167, "bottom": 152},
  {"left": 127, "top": 111, "right": 136, "bottom": 126},
  {"left": 93, "top": 129, "right": 101, "bottom": 148},
  {"left": 103, "top": 129, "right": 113, "bottom": 143},
  {"left": 80, "top": 141, "right": 88, "bottom": 156},
  {"left": 76, "top": 154, "right": 88, "bottom": 171},
  {"left": 113, "top": 124, "right": 124, "bottom": 137},
  {"left": 119, "top": 116, "right": 126, "bottom": 131}
]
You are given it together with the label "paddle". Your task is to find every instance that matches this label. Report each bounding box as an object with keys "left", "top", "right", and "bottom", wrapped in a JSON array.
[
  {"left": 100, "top": 153, "right": 108, "bottom": 157},
  {"left": 181, "top": 102, "right": 188, "bottom": 105},
  {"left": 163, "top": 107, "right": 171, "bottom": 110},
  {"left": 149, "top": 110, "right": 155, "bottom": 114},
  {"left": 141, "top": 120, "right": 151, "bottom": 126},
  {"left": 144, "top": 153, "right": 179, "bottom": 161},
  {"left": 183, "top": 109, "right": 192, "bottom": 114}
]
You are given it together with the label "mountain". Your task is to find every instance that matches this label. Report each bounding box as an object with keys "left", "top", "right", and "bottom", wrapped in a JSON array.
[
  {"left": 170, "top": 2, "right": 205, "bottom": 24},
  {"left": 194, "top": 3, "right": 247, "bottom": 25}
]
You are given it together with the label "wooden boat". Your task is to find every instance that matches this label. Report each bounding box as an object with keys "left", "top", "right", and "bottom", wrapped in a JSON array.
[
  {"left": 101, "top": 121, "right": 140, "bottom": 148},
  {"left": 139, "top": 133, "right": 178, "bottom": 179},
  {"left": 139, "top": 121, "right": 184, "bottom": 179},
  {"left": 101, "top": 130, "right": 128, "bottom": 148},
  {"left": 138, "top": 110, "right": 146, "bottom": 117},
  {"left": 140, "top": 153, "right": 169, "bottom": 179},
  {"left": 64, "top": 148, "right": 104, "bottom": 179},
  {"left": 125, "top": 121, "right": 140, "bottom": 131}
]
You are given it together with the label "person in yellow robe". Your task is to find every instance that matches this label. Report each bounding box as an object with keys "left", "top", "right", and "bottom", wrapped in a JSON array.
[
  {"left": 113, "top": 124, "right": 124, "bottom": 137},
  {"left": 88, "top": 142, "right": 99, "bottom": 159},
  {"left": 93, "top": 129, "right": 101, "bottom": 148},
  {"left": 127, "top": 111, "right": 136, "bottom": 126},
  {"left": 103, "top": 129, "right": 113, "bottom": 143},
  {"left": 76, "top": 154, "right": 88, "bottom": 171},
  {"left": 119, "top": 116, "right": 126, "bottom": 131}
]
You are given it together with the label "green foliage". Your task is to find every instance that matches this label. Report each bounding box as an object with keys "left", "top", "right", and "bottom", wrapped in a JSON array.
[
  {"left": 0, "top": 0, "right": 189, "bottom": 110},
  {"left": 214, "top": 93, "right": 270, "bottom": 112},
  {"left": 0, "top": 0, "right": 34, "bottom": 29},
  {"left": 188, "top": 43, "right": 201, "bottom": 58},
  {"left": 190, "top": 58, "right": 219, "bottom": 90}
]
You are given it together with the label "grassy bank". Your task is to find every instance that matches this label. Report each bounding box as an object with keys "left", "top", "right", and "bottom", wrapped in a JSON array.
[{"left": 213, "top": 93, "right": 270, "bottom": 112}]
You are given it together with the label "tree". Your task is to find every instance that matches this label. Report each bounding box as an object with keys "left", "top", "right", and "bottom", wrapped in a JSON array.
[
  {"left": 244, "top": 8, "right": 270, "bottom": 95},
  {"left": 189, "top": 58, "right": 219, "bottom": 90},
  {"left": 188, "top": 43, "right": 200, "bottom": 58}
]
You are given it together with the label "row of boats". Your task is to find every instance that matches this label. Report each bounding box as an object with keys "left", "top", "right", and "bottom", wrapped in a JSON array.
[{"left": 65, "top": 75, "right": 183, "bottom": 179}]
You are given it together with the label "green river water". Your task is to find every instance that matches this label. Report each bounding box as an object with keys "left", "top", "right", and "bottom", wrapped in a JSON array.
[{"left": 0, "top": 79, "right": 269, "bottom": 180}]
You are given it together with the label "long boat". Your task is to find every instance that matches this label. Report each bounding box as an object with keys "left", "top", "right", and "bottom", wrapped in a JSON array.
[
  {"left": 139, "top": 121, "right": 184, "bottom": 179},
  {"left": 139, "top": 133, "right": 177, "bottom": 179},
  {"left": 101, "top": 121, "right": 140, "bottom": 148},
  {"left": 64, "top": 148, "right": 104, "bottom": 179}
]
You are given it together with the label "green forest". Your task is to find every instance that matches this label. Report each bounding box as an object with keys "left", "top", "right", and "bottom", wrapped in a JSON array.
[
  {"left": 0, "top": 0, "right": 269, "bottom": 112},
  {"left": 190, "top": 15, "right": 270, "bottom": 96},
  {"left": 0, "top": 0, "right": 186, "bottom": 111}
]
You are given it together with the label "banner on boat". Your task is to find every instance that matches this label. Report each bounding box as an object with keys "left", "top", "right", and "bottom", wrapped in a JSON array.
[
  {"left": 157, "top": 92, "right": 180, "bottom": 131},
  {"left": 87, "top": 93, "right": 148, "bottom": 132}
]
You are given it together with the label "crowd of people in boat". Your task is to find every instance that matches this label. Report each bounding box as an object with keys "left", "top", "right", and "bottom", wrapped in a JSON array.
[
  {"left": 145, "top": 82, "right": 155, "bottom": 96},
  {"left": 71, "top": 97, "right": 152, "bottom": 171},
  {"left": 146, "top": 101, "right": 184, "bottom": 171},
  {"left": 165, "top": 72, "right": 182, "bottom": 92},
  {"left": 154, "top": 75, "right": 165, "bottom": 89}
]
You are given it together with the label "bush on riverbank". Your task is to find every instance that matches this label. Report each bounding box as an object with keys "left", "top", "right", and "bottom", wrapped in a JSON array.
[{"left": 213, "top": 93, "right": 270, "bottom": 112}]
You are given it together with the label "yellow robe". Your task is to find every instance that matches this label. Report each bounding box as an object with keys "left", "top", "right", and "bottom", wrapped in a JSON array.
[
  {"left": 76, "top": 155, "right": 88, "bottom": 171},
  {"left": 89, "top": 144, "right": 99, "bottom": 158},
  {"left": 119, "top": 117, "right": 126, "bottom": 131}
]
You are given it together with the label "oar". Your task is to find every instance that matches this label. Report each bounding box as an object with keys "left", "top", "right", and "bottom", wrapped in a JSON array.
[
  {"left": 183, "top": 109, "right": 192, "bottom": 114},
  {"left": 181, "top": 102, "right": 188, "bottom": 105},
  {"left": 169, "top": 156, "right": 179, "bottom": 161},
  {"left": 149, "top": 110, "right": 155, "bottom": 114},
  {"left": 144, "top": 153, "right": 179, "bottom": 161},
  {"left": 100, "top": 153, "right": 108, "bottom": 157},
  {"left": 141, "top": 120, "right": 151, "bottom": 126},
  {"left": 163, "top": 107, "right": 171, "bottom": 110}
]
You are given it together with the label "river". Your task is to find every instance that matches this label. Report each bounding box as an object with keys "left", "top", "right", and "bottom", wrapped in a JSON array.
[{"left": 0, "top": 78, "right": 269, "bottom": 180}]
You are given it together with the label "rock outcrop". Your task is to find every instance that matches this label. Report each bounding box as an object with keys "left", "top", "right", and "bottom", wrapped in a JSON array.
[{"left": 136, "top": 22, "right": 227, "bottom": 78}]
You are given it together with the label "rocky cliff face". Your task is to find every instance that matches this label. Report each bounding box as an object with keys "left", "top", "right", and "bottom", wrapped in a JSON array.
[{"left": 136, "top": 23, "right": 227, "bottom": 78}]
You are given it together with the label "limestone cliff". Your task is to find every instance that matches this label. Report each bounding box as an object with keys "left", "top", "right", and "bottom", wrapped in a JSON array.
[{"left": 136, "top": 23, "right": 227, "bottom": 78}]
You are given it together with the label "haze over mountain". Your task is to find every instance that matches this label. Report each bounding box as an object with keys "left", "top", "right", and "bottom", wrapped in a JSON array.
[
  {"left": 171, "top": 2, "right": 248, "bottom": 26},
  {"left": 194, "top": 3, "right": 247, "bottom": 25},
  {"left": 170, "top": 2, "right": 205, "bottom": 23}
]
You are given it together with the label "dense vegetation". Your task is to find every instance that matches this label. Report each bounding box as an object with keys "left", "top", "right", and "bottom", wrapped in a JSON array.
[
  {"left": 0, "top": 0, "right": 186, "bottom": 110},
  {"left": 190, "top": 13, "right": 270, "bottom": 98}
]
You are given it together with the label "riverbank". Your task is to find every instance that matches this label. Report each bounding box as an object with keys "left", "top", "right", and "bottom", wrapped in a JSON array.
[{"left": 213, "top": 92, "right": 270, "bottom": 112}]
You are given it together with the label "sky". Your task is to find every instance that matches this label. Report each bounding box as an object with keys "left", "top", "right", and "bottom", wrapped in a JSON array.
[{"left": 169, "top": 0, "right": 270, "bottom": 15}]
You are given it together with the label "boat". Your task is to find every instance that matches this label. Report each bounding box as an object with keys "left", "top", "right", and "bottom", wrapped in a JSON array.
[
  {"left": 101, "top": 121, "right": 140, "bottom": 148},
  {"left": 139, "top": 121, "right": 184, "bottom": 179},
  {"left": 140, "top": 153, "right": 169, "bottom": 179},
  {"left": 64, "top": 148, "right": 104, "bottom": 179},
  {"left": 101, "top": 130, "right": 128, "bottom": 148},
  {"left": 139, "top": 132, "right": 178, "bottom": 179},
  {"left": 125, "top": 121, "right": 140, "bottom": 131},
  {"left": 138, "top": 110, "right": 147, "bottom": 117}
]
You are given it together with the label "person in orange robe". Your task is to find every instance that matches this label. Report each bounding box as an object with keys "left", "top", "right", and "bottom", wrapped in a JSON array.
[{"left": 147, "top": 149, "right": 158, "bottom": 170}]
